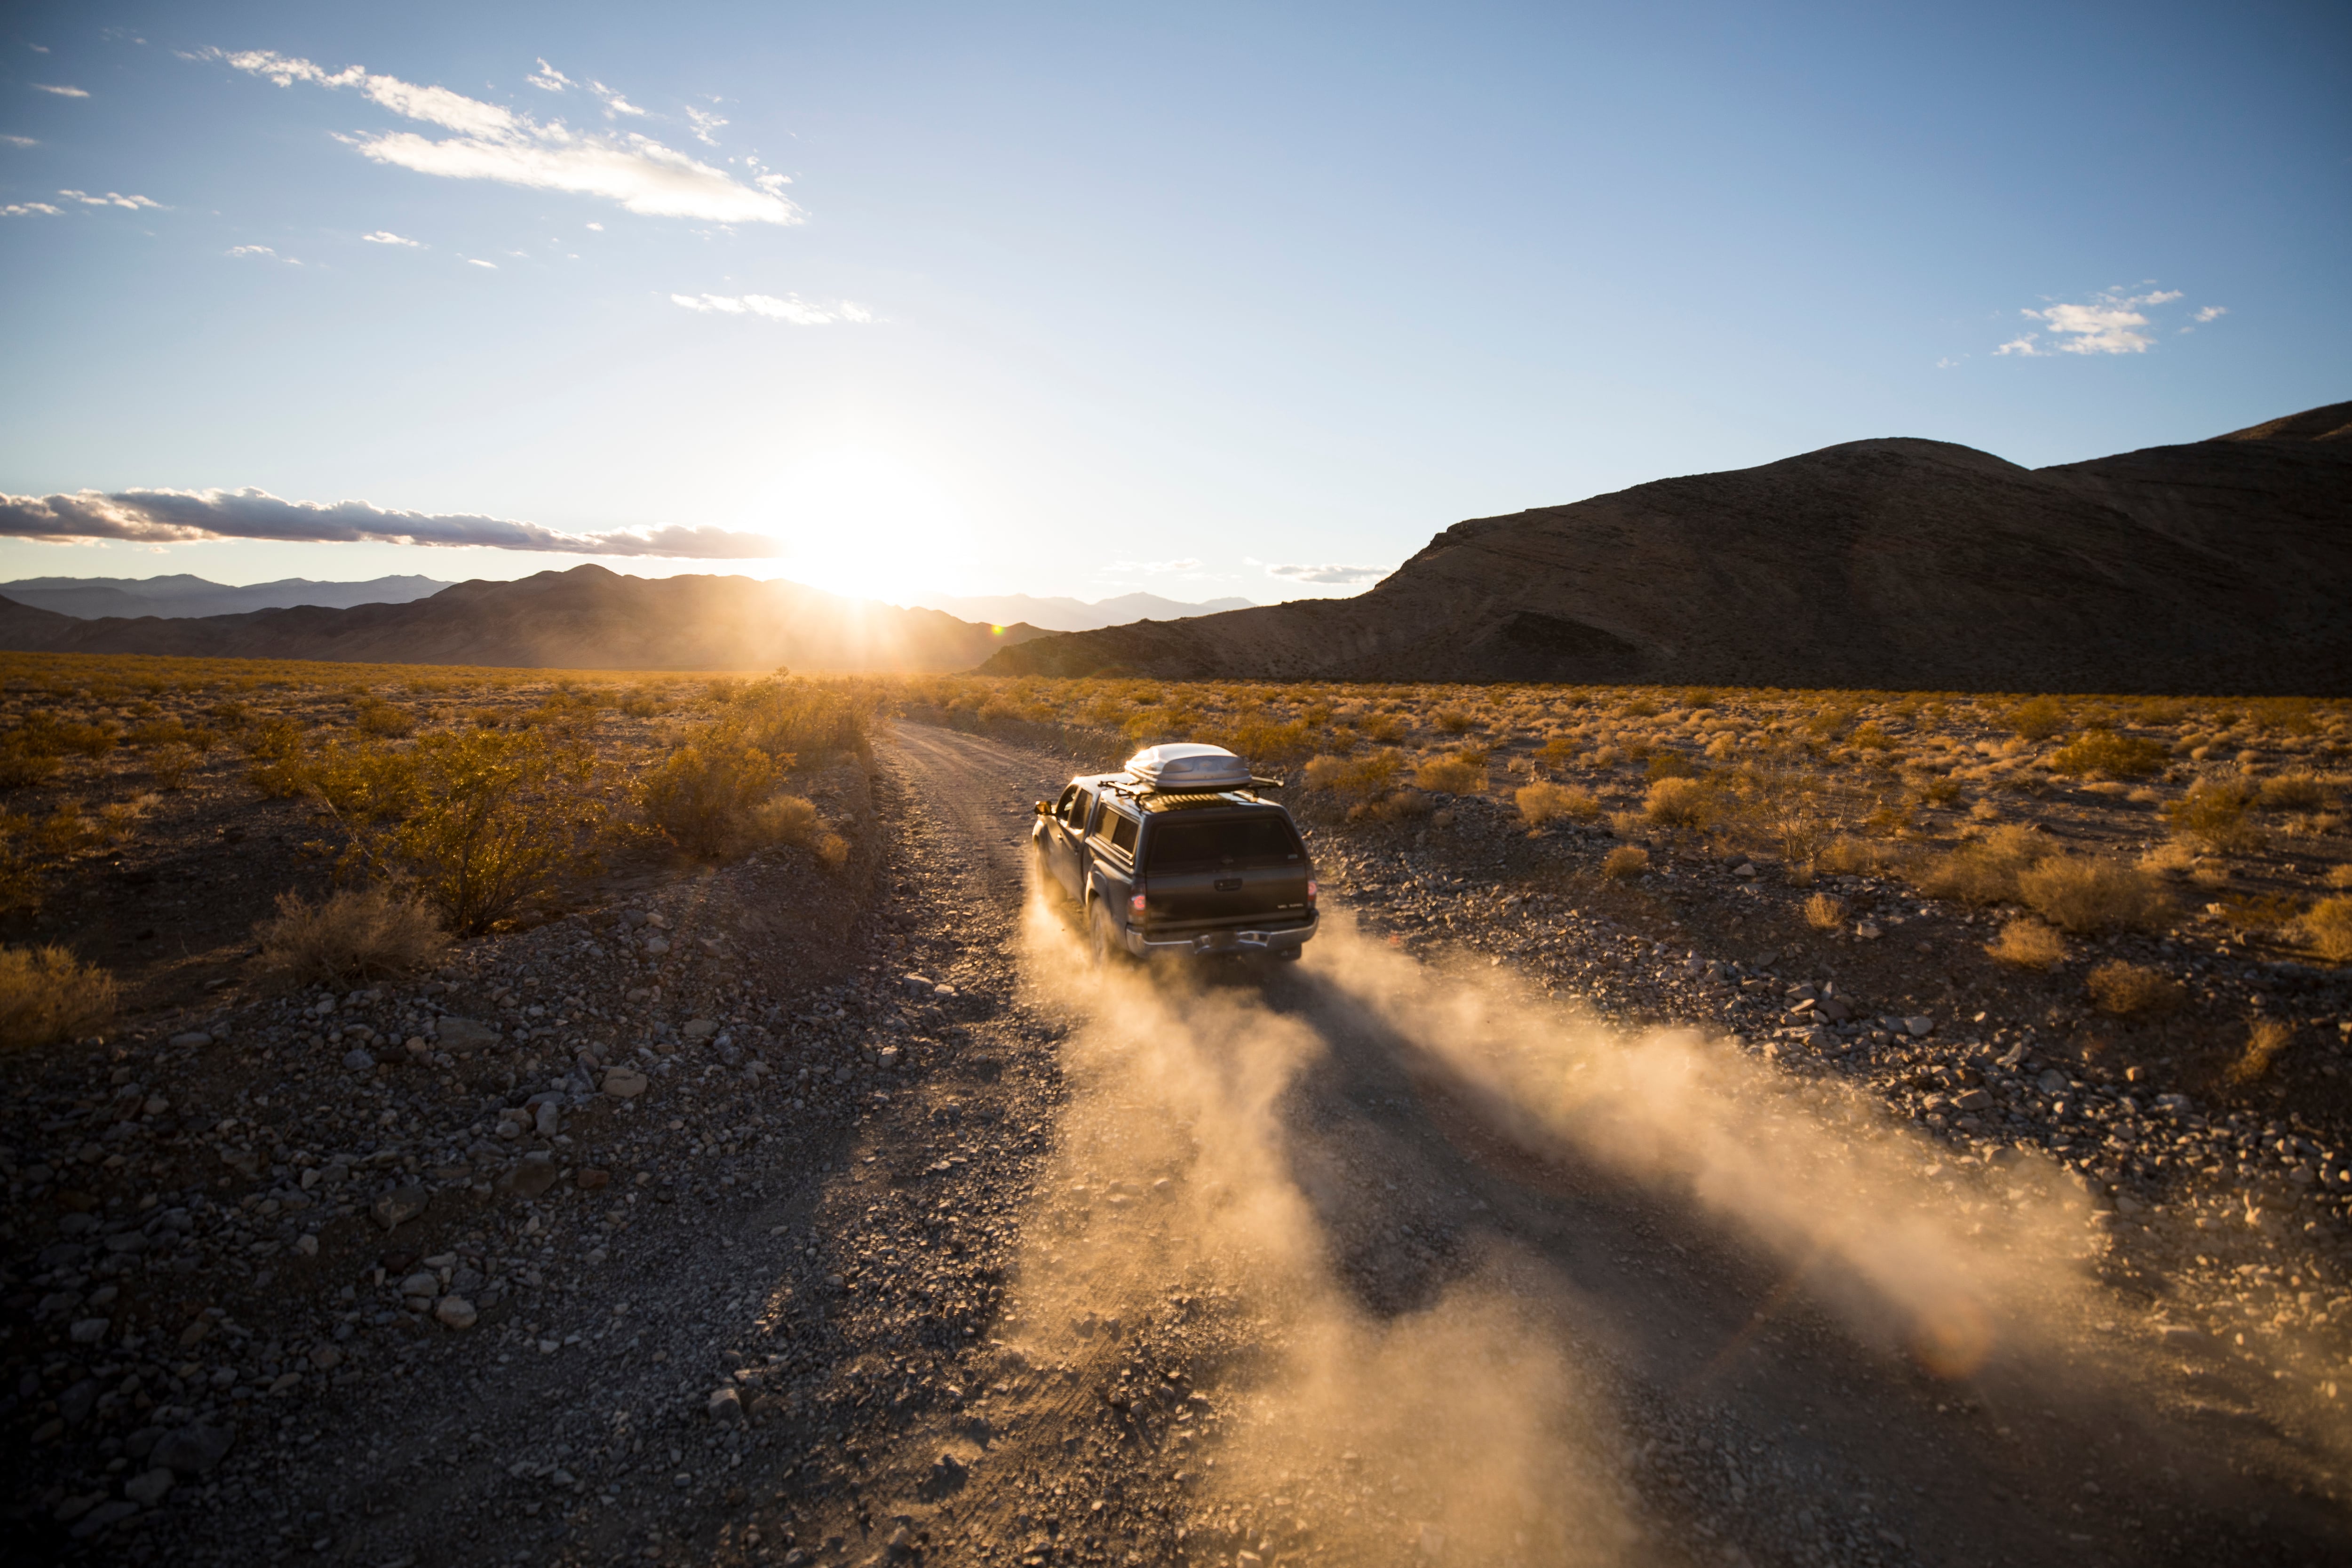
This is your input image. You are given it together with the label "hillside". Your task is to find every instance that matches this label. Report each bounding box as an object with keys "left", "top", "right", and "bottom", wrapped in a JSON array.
[
  {"left": 0, "top": 565, "right": 1051, "bottom": 672},
  {"left": 978, "top": 401, "right": 2352, "bottom": 693},
  {"left": 909, "top": 590, "right": 1253, "bottom": 631},
  {"left": 0, "top": 572, "right": 453, "bottom": 619}
]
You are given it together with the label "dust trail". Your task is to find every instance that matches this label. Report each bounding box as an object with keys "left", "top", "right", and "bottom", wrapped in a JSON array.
[{"left": 1003, "top": 886, "right": 1660, "bottom": 1566}]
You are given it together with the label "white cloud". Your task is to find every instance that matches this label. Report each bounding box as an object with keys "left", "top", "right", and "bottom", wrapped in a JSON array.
[
  {"left": 27, "top": 44, "right": 49, "bottom": 53},
  {"left": 1265, "top": 563, "right": 1389, "bottom": 585},
  {"left": 0, "top": 486, "right": 781, "bottom": 558},
  {"left": 1995, "top": 284, "right": 2209, "bottom": 357},
  {"left": 2, "top": 135, "right": 38, "bottom": 147},
  {"left": 32, "top": 84, "right": 88, "bottom": 97},
  {"left": 2193, "top": 304, "right": 2227, "bottom": 324},
  {"left": 671, "top": 292, "right": 872, "bottom": 325},
  {"left": 361, "top": 229, "right": 418, "bottom": 246},
  {"left": 59, "top": 188, "right": 161, "bottom": 209},
  {"left": 228, "top": 244, "right": 274, "bottom": 257},
  {"left": 686, "top": 106, "right": 726, "bottom": 145},
  {"left": 207, "top": 48, "right": 803, "bottom": 225},
  {"left": 3, "top": 201, "right": 62, "bottom": 216},
  {"left": 590, "top": 81, "right": 647, "bottom": 118},
  {"left": 467, "top": 257, "right": 497, "bottom": 269},
  {"left": 584, "top": 221, "right": 603, "bottom": 231},
  {"left": 527, "top": 58, "right": 572, "bottom": 92}
]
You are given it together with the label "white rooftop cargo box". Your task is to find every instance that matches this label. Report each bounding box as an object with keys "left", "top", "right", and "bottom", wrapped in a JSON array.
[{"left": 1123, "top": 743, "right": 1254, "bottom": 791}]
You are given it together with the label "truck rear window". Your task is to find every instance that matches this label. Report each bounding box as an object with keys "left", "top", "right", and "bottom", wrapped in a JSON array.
[{"left": 1143, "top": 815, "right": 1301, "bottom": 873}]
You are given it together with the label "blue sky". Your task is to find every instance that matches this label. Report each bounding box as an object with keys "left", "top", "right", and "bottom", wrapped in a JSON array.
[{"left": 1, "top": 1, "right": 2345, "bottom": 606}]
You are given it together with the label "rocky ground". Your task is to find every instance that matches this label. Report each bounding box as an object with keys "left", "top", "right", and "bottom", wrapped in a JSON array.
[{"left": 6, "top": 720, "right": 2350, "bottom": 1568}]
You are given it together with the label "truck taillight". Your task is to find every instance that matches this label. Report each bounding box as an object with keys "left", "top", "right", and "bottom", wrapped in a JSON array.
[
  {"left": 1307, "top": 879, "right": 1319, "bottom": 906},
  {"left": 1129, "top": 883, "right": 1148, "bottom": 916}
]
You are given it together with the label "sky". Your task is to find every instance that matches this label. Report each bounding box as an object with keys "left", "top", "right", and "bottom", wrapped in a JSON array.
[{"left": 1, "top": 0, "right": 2346, "bottom": 608}]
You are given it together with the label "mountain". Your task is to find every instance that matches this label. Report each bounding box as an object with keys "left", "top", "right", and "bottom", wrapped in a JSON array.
[
  {"left": 908, "top": 590, "right": 1255, "bottom": 632},
  {"left": 979, "top": 401, "right": 2352, "bottom": 694},
  {"left": 0, "top": 565, "right": 1053, "bottom": 673},
  {"left": 0, "top": 573, "right": 453, "bottom": 619}
]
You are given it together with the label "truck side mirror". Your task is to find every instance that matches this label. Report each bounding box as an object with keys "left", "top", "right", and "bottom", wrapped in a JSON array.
[{"left": 1034, "top": 801, "right": 1050, "bottom": 815}]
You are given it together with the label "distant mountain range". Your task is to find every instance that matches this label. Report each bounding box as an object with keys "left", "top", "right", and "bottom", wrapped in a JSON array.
[
  {"left": 0, "top": 565, "right": 1051, "bottom": 673},
  {"left": 907, "top": 590, "right": 1253, "bottom": 632},
  {"left": 981, "top": 400, "right": 2352, "bottom": 694},
  {"left": 0, "top": 572, "right": 453, "bottom": 620}
]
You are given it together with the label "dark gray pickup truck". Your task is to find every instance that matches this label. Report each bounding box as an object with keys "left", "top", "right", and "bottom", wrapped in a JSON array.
[{"left": 1031, "top": 743, "right": 1319, "bottom": 962}]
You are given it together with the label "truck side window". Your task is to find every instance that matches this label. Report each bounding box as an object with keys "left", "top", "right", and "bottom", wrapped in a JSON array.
[
  {"left": 1055, "top": 785, "right": 1082, "bottom": 824},
  {"left": 1062, "top": 787, "right": 1094, "bottom": 828},
  {"left": 1106, "top": 811, "right": 1139, "bottom": 856}
]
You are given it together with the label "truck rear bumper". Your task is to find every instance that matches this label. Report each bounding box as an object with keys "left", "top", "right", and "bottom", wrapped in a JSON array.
[{"left": 1125, "top": 913, "right": 1317, "bottom": 959}]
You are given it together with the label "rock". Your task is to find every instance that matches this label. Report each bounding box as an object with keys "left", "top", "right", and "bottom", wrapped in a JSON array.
[
  {"left": 167, "top": 1031, "right": 212, "bottom": 1049},
  {"left": 707, "top": 1386, "right": 743, "bottom": 1425},
  {"left": 59, "top": 1379, "right": 98, "bottom": 1425},
  {"left": 499, "top": 1153, "right": 560, "bottom": 1199},
  {"left": 1854, "top": 923, "right": 1883, "bottom": 940},
  {"left": 152, "top": 1422, "right": 235, "bottom": 1475},
  {"left": 1732, "top": 862, "right": 1757, "bottom": 878},
  {"left": 372, "top": 1186, "right": 431, "bottom": 1231},
  {"left": 123, "top": 1468, "right": 175, "bottom": 1507},
  {"left": 1955, "top": 1088, "right": 1993, "bottom": 1112},
  {"left": 71, "top": 1500, "right": 140, "bottom": 1540},
  {"left": 435, "top": 1017, "right": 499, "bottom": 1053},
  {"left": 878, "top": 1046, "right": 901, "bottom": 1069},
  {"left": 400, "top": 1270, "right": 441, "bottom": 1298},
  {"left": 575, "top": 1167, "right": 611, "bottom": 1191},
  {"left": 903, "top": 973, "right": 935, "bottom": 996},
  {"left": 533, "top": 1101, "right": 561, "bottom": 1138},
  {"left": 435, "top": 1295, "right": 479, "bottom": 1329},
  {"left": 602, "top": 1067, "right": 650, "bottom": 1098},
  {"left": 295, "top": 1233, "right": 318, "bottom": 1257},
  {"left": 2156, "top": 1324, "right": 2206, "bottom": 1343},
  {"left": 683, "top": 1018, "right": 718, "bottom": 1041},
  {"left": 643, "top": 936, "right": 671, "bottom": 955},
  {"left": 342, "top": 1049, "right": 376, "bottom": 1072},
  {"left": 2038, "top": 1069, "right": 2070, "bottom": 1095},
  {"left": 1904, "top": 1016, "right": 1934, "bottom": 1036},
  {"left": 310, "top": 1345, "right": 342, "bottom": 1371},
  {"left": 69, "top": 1317, "right": 111, "bottom": 1345}
]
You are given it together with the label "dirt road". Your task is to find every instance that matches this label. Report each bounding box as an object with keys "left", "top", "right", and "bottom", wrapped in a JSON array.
[{"left": 16, "top": 721, "right": 2346, "bottom": 1567}]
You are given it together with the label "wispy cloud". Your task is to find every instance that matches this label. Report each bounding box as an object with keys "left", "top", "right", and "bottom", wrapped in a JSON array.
[
  {"left": 205, "top": 48, "right": 803, "bottom": 225},
  {"left": 1993, "top": 283, "right": 2216, "bottom": 358},
  {"left": 686, "top": 106, "right": 726, "bottom": 145},
  {"left": 31, "top": 84, "right": 87, "bottom": 98},
  {"left": 590, "top": 81, "right": 646, "bottom": 118},
  {"left": 59, "top": 188, "right": 161, "bottom": 209},
  {"left": 0, "top": 487, "right": 782, "bottom": 558},
  {"left": 2191, "top": 304, "right": 2227, "bottom": 325},
  {"left": 2, "top": 134, "right": 38, "bottom": 147},
  {"left": 466, "top": 257, "right": 497, "bottom": 269},
  {"left": 3, "top": 201, "right": 61, "bottom": 216},
  {"left": 671, "top": 292, "right": 871, "bottom": 325},
  {"left": 361, "top": 229, "right": 418, "bottom": 246},
  {"left": 527, "top": 58, "right": 572, "bottom": 92},
  {"left": 227, "top": 244, "right": 275, "bottom": 257},
  {"left": 1265, "top": 562, "right": 1389, "bottom": 585}
]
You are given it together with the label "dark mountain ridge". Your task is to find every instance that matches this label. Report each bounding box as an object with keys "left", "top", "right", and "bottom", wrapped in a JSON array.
[{"left": 980, "top": 401, "right": 2352, "bottom": 693}]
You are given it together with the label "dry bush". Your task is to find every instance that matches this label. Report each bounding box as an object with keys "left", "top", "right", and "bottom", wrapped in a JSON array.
[
  {"left": 1414, "top": 754, "right": 1488, "bottom": 795},
  {"left": 814, "top": 830, "right": 851, "bottom": 871},
  {"left": 2168, "top": 779, "right": 2262, "bottom": 850},
  {"left": 1537, "top": 735, "right": 1580, "bottom": 769},
  {"left": 636, "top": 737, "right": 782, "bottom": 857},
  {"left": 2017, "top": 855, "right": 2173, "bottom": 933},
  {"left": 1360, "top": 712, "right": 1406, "bottom": 744},
  {"left": 253, "top": 886, "right": 449, "bottom": 986},
  {"left": 2259, "top": 772, "right": 2331, "bottom": 812},
  {"left": 245, "top": 717, "right": 309, "bottom": 798},
  {"left": 147, "top": 741, "right": 199, "bottom": 790},
  {"left": 1803, "top": 892, "right": 1846, "bottom": 930},
  {"left": 2050, "top": 729, "right": 2166, "bottom": 778},
  {"left": 0, "top": 740, "right": 61, "bottom": 788},
  {"left": 2006, "top": 696, "right": 2068, "bottom": 741},
  {"left": 1645, "top": 749, "right": 1699, "bottom": 780},
  {"left": 0, "top": 943, "right": 117, "bottom": 1049},
  {"left": 747, "top": 793, "right": 819, "bottom": 847},
  {"left": 1591, "top": 744, "right": 1625, "bottom": 768},
  {"left": 1986, "top": 917, "right": 2068, "bottom": 970},
  {"left": 1645, "top": 775, "right": 1712, "bottom": 827},
  {"left": 1352, "top": 788, "right": 1433, "bottom": 824},
  {"left": 2296, "top": 896, "right": 2352, "bottom": 963},
  {"left": 1603, "top": 844, "right": 1650, "bottom": 879},
  {"left": 2086, "top": 959, "right": 2185, "bottom": 1016},
  {"left": 1517, "top": 781, "right": 1598, "bottom": 826},
  {"left": 2139, "top": 840, "right": 2197, "bottom": 877},
  {"left": 1813, "top": 835, "right": 1887, "bottom": 876},
  {"left": 97, "top": 793, "right": 158, "bottom": 846},
  {"left": 2230, "top": 1017, "right": 2294, "bottom": 1083},
  {"left": 1303, "top": 751, "right": 1404, "bottom": 803},
  {"left": 1433, "top": 708, "right": 1474, "bottom": 735},
  {"left": 1917, "top": 825, "right": 2049, "bottom": 903}
]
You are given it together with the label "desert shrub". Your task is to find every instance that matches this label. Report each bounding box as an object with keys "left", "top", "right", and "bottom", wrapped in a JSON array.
[
  {"left": 14, "top": 712, "right": 116, "bottom": 759},
  {"left": 252, "top": 886, "right": 449, "bottom": 986},
  {"left": 245, "top": 718, "right": 309, "bottom": 798},
  {"left": 2005, "top": 696, "right": 2068, "bottom": 741},
  {"left": 1916, "top": 826, "right": 2049, "bottom": 904},
  {"left": 97, "top": 794, "right": 157, "bottom": 846},
  {"left": 2050, "top": 729, "right": 2166, "bottom": 778},
  {"left": 2167, "top": 780, "right": 2261, "bottom": 849},
  {"left": 636, "top": 737, "right": 780, "bottom": 858},
  {"left": 0, "top": 740, "right": 60, "bottom": 788},
  {"left": 0, "top": 944, "right": 117, "bottom": 1049},
  {"left": 2230, "top": 1018, "right": 2294, "bottom": 1083},
  {"left": 354, "top": 700, "right": 417, "bottom": 738},
  {"left": 1517, "top": 781, "right": 1598, "bottom": 826},
  {"left": 2296, "top": 896, "right": 2352, "bottom": 963},
  {"left": 2086, "top": 960, "right": 2185, "bottom": 1017},
  {"left": 1602, "top": 844, "right": 1650, "bottom": 879},
  {"left": 746, "top": 793, "right": 820, "bottom": 848},
  {"left": 1304, "top": 751, "right": 1402, "bottom": 803},
  {"left": 1850, "top": 722, "right": 1894, "bottom": 751},
  {"left": 1682, "top": 688, "right": 1716, "bottom": 710},
  {"left": 392, "top": 731, "right": 600, "bottom": 933},
  {"left": 1434, "top": 708, "right": 1474, "bottom": 735},
  {"left": 127, "top": 718, "right": 216, "bottom": 753},
  {"left": 147, "top": 742, "right": 199, "bottom": 790},
  {"left": 734, "top": 678, "right": 870, "bottom": 761},
  {"left": 1985, "top": 917, "right": 2068, "bottom": 970},
  {"left": 1644, "top": 775, "right": 1712, "bottom": 828},
  {"left": 1360, "top": 712, "right": 1406, "bottom": 744},
  {"left": 2258, "top": 772, "right": 2331, "bottom": 812},
  {"left": 1815, "top": 835, "right": 1891, "bottom": 876},
  {"left": 1210, "top": 713, "right": 1316, "bottom": 771},
  {"left": 2016, "top": 855, "right": 2173, "bottom": 933},
  {"left": 814, "top": 830, "right": 851, "bottom": 871},
  {"left": 1911, "top": 774, "right": 1963, "bottom": 806},
  {"left": 1730, "top": 758, "right": 1861, "bottom": 867},
  {"left": 1537, "top": 735, "right": 1580, "bottom": 769},
  {"left": 1804, "top": 893, "right": 1846, "bottom": 930},
  {"left": 1351, "top": 788, "right": 1431, "bottom": 824},
  {"left": 1644, "top": 750, "right": 1698, "bottom": 780},
  {"left": 1414, "top": 754, "right": 1488, "bottom": 795}
]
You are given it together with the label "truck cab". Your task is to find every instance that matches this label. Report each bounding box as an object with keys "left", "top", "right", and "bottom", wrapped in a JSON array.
[{"left": 1033, "top": 744, "right": 1319, "bottom": 962}]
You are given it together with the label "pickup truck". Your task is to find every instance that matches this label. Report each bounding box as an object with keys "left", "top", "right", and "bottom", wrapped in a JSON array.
[{"left": 1032, "top": 743, "right": 1319, "bottom": 962}]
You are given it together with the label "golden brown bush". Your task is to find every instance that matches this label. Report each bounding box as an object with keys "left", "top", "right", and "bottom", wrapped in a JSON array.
[
  {"left": 2167, "top": 779, "right": 2261, "bottom": 850},
  {"left": 1645, "top": 750, "right": 1699, "bottom": 780},
  {"left": 1351, "top": 788, "right": 1432, "bottom": 825},
  {"left": 2258, "top": 772, "right": 2331, "bottom": 812},
  {"left": 2017, "top": 855, "right": 2173, "bottom": 933},
  {"left": 0, "top": 943, "right": 116, "bottom": 1049},
  {"left": 1644, "top": 775, "right": 1712, "bottom": 827},
  {"left": 636, "top": 737, "right": 779, "bottom": 857},
  {"left": 354, "top": 700, "right": 417, "bottom": 738},
  {"left": 2050, "top": 728, "right": 2166, "bottom": 778},
  {"left": 1304, "top": 751, "right": 1403, "bottom": 802},
  {"left": 147, "top": 741, "right": 199, "bottom": 790},
  {"left": 1414, "top": 754, "right": 1488, "bottom": 795},
  {"left": 1985, "top": 918, "right": 2068, "bottom": 970},
  {"left": 1516, "top": 781, "right": 1598, "bottom": 825},
  {"left": 2296, "top": 896, "right": 2352, "bottom": 963},
  {"left": 253, "top": 886, "right": 449, "bottom": 986},
  {"left": 814, "top": 830, "right": 851, "bottom": 871},
  {"left": 1916, "top": 826, "right": 2049, "bottom": 904},
  {"left": 1602, "top": 844, "right": 1650, "bottom": 879},
  {"left": 2006, "top": 696, "right": 2068, "bottom": 741},
  {"left": 2230, "top": 1017, "right": 2294, "bottom": 1083},
  {"left": 1433, "top": 708, "right": 1474, "bottom": 735},
  {"left": 1816, "top": 835, "right": 1891, "bottom": 876},
  {"left": 1803, "top": 893, "right": 1846, "bottom": 930},
  {"left": 2086, "top": 959, "right": 2185, "bottom": 1016}
]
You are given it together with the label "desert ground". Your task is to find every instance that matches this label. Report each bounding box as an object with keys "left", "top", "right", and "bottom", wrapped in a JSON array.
[{"left": 5, "top": 656, "right": 2350, "bottom": 1567}]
